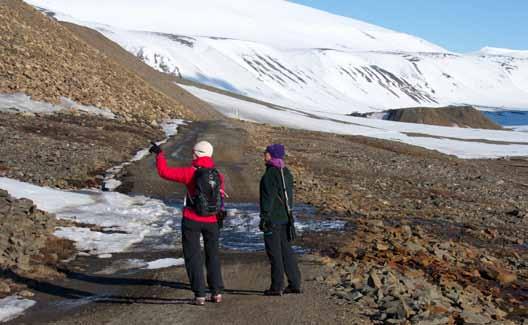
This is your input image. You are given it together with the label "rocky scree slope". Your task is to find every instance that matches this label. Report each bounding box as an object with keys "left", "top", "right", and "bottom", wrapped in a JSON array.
[
  {"left": 60, "top": 22, "right": 220, "bottom": 121},
  {"left": 0, "top": 0, "right": 196, "bottom": 124}
]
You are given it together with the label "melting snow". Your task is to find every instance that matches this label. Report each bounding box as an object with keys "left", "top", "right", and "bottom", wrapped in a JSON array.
[
  {"left": 145, "top": 258, "right": 185, "bottom": 270},
  {"left": 0, "top": 93, "right": 115, "bottom": 119},
  {"left": 0, "top": 296, "right": 36, "bottom": 323},
  {"left": 95, "top": 258, "right": 184, "bottom": 274},
  {"left": 0, "top": 177, "right": 181, "bottom": 255}
]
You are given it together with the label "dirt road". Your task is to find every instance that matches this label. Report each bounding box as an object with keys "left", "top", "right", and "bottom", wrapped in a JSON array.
[
  {"left": 9, "top": 120, "right": 361, "bottom": 324},
  {"left": 13, "top": 252, "right": 357, "bottom": 325},
  {"left": 117, "top": 120, "right": 260, "bottom": 203}
]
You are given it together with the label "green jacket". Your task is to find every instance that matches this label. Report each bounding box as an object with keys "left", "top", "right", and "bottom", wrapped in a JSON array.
[{"left": 259, "top": 166, "right": 294, "bottom": 224}]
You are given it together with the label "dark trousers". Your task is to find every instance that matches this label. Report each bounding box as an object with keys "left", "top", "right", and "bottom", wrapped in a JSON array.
[
  {"left": 182, "top": 218, "right": 224, "bottom": 297},
  {"left": 264, "top": 224, "right": 301, "bottom": 291}
]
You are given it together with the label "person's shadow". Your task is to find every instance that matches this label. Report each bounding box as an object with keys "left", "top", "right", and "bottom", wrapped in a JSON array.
[{"left": 2, "top": 267, "right": 262, "bottom": 306}]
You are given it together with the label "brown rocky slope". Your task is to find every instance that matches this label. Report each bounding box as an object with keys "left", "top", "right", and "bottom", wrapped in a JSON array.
[
  {"left": 0, "top": 0, "right": 198, "bottom": 123},
  {"left": 61, "top": 22, "right": 220, "bottom": 121}
]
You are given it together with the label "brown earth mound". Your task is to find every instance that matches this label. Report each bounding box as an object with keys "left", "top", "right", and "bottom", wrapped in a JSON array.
[
  {"left": 0, "top": 189, "right": 74, "bottom": 283},
  {"left": 0, "top": 0, "right": 196, "bottom": 123},
  {"left": 386, "top": 106, "right": 502, "bottom": 129}
]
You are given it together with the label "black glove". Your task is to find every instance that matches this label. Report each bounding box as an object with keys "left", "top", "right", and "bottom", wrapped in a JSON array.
[
  {"left": 217, "top": 210, "right": 227, "bottom": 229},
  {"left": 259, "top": 219, "right": 272, "bottom": 233},
  {"left": 149, "top": 141, "right": 162, "bottom": 155}
]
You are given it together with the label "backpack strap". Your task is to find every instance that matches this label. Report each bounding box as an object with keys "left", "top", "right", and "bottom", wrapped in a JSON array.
[{"left": 184, "top": 166, "right": 198, "bottom": 208}]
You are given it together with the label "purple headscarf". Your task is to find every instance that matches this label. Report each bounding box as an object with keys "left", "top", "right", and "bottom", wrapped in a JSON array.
[{"left": 265, "top": 144, "right": 286, "bottom": 168}]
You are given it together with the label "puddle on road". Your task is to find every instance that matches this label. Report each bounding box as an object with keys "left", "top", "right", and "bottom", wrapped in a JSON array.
[
  {"left": 221, "top": 203, "right": 345, "bottom": 252},
  {"left": 133, "top": 202, "right": 346, "bottom": 253}
]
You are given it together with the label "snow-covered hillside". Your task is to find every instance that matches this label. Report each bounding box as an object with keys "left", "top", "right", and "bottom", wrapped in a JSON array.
[
  {"left": 27, "top": 0, "right": 528, "bottom": 114},
  {"left": 477, "top": 47, "right": 528, "bottom": 59},
  {"left": 26, "top": 0, "right": 444, "bottom": 53}
]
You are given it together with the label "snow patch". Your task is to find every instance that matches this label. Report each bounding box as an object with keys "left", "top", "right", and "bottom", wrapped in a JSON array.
[
  {"left": 0, "top": 93, "right": 115, "bottom": 119},
  {"left": 477, "top": 47, "right": 528, "bottom": 59},
  {"left": 0, "top": 296, "right": 35, "bottom": 323},
  {"left": 145, "top": 258, "right": 184, "bottom": 270},
  {"left": 0, "top": 177, "right": 181, "bottom": 255},
  {"left": 161, "top": 119, "right": 187, "bottom": 137},
  {"left": 95, "top": 258, "right": 184, "bottom": 274}
]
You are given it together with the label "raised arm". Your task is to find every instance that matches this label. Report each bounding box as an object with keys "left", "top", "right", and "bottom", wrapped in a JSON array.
[{"left": 156, "top": 152, "right": 194, "bottom": 184}]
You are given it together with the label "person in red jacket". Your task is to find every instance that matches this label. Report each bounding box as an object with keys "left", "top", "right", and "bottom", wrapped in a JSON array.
[{"left": 149, "top": 140, "right": 225, "bottom": 306}]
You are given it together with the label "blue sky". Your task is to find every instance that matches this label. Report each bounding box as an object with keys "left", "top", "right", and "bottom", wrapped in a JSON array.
[{"left": 290, "top": 0, "right": 527, "bottom": 53}]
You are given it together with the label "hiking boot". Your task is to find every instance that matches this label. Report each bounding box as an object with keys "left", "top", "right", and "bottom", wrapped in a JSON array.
[
  {"left": 210, "top": 294, "right": 222, "bottom": 303},
  {"left": 194, "top": 297, "right": 206, "bottom": 306},
  {"left": 283, "top": 286, "right": 302, "bottom": 294},
  {"left": 263, "top": 289, "right": 283, "bottom": 296}
]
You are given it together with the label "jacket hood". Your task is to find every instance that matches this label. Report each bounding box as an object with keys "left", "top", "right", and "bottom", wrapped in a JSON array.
[{"left": 192, "top": 156, "right": 215, "bottom": 168}]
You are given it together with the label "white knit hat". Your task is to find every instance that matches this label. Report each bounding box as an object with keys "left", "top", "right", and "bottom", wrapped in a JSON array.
[{"left": 193, "top": 141, "right": 214, "bottom": 158}]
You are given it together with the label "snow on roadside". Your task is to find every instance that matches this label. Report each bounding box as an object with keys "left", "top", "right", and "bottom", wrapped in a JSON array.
[
  {"left": 0, "top": 177, "right": 181, "bottom": 255},
  {"left": 95, "top": 258, "right": 184, "bottom": 275},
  {"left": 145, "top": 258, "right": 184, "bottom": 270},
  {"left": 0, "top": 93, "right": 115, "bottom": 119},
  {"left": 0, "top": 296, "right": 36, "bottom": 323},
  {"left": 180, "top": 85, "right": 528, "bottom": 159}
]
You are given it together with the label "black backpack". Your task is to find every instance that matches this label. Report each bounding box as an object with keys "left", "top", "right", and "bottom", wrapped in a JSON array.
[{"left": 187, "top": 168, "right": 222, "bottom": 216}]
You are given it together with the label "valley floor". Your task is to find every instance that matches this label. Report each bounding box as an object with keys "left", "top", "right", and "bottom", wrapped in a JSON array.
[{"left": 1, "top": 114, "right": 527, "bottom": 324}]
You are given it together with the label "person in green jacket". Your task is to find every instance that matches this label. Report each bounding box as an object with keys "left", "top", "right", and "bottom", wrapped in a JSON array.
[{"left": 259, "top": 144, "right": 302, "bottom": 296}]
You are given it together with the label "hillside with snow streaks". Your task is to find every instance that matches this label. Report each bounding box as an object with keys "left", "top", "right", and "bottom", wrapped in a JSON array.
[{"left": 26, "top": 0, "right": 528, "bottom": 114}]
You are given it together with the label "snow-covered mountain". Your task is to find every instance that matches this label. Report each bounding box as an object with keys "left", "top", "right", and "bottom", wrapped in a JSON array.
[{"left": 26, "top": 0, "right": 528, "bottom": 114}]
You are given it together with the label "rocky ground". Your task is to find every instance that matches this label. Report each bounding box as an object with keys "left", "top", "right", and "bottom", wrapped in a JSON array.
[
  {"left": 240, "top": 121, "right": 528, "bottom": 324},
  {"left": 0, "top": 109, "right": 164, "bottom": 293},
  {"left": 1, "top": 115, "right": 527, "bottom": 324},
  {"left": 0, "top": 111, "right": 163, "bottom": 189},
  {"left": 0, "top": 188, "right": 76, "bottom": 300}
]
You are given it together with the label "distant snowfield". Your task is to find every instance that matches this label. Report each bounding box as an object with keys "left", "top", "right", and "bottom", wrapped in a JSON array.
[{"left": 181, "top": 85, "right": 528, "bottom": 159}]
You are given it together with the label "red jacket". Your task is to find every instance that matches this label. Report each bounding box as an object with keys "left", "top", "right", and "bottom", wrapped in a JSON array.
[{"left": 156, "top": 152, "right": 224, "bottom": 223}]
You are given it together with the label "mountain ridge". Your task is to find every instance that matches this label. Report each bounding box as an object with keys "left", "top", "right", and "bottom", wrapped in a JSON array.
[{"left": 24, "top": 0, "right": 528, "bottom": 114}]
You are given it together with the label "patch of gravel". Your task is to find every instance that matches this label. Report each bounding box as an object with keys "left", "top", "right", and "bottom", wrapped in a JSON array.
[{"left": 0, "top": 112, "right": 163, "bottom": 189}]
